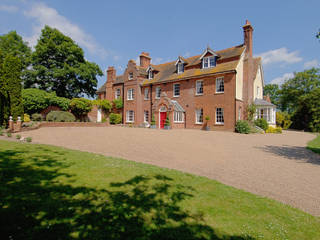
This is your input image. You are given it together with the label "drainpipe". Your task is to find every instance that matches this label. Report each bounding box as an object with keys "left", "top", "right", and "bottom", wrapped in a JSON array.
[
  {"left": 150, "top": 84, "right": 153, "bottom": 122},
  {"left": 184, "top": 112, "right": 186, "bottom": 129}
]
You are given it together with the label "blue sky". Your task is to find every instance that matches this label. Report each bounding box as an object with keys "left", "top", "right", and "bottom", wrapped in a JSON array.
[{"left": 1, "top": 0, "right": 319, "bottom": 89}]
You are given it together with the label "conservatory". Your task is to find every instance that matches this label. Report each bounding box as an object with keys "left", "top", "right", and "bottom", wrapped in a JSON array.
[{"left": 254, "top": 99, "right": 276, "bottom": 127}]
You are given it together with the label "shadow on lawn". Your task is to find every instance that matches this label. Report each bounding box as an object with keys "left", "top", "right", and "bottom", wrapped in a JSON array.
[
  {"left": 256, "top": 145, "right": 320, "bottom": 165},
  {"left": 0, "top": 146, "right": 255, "bottom": 240}
]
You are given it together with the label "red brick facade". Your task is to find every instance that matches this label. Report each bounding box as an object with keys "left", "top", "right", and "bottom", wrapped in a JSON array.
[{"left": 96, "top": 21, "right": 263, "bottom": 131}]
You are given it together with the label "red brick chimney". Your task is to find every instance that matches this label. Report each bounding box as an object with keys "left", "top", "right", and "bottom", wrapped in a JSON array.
[
  {"left": 243, "top": 20, "right": 254, "bottom": 58},
  {"left": 139, "top": 52, "right": 151, "bottom": 68},
  {"left": 105, "top": 66, "right": 116, "bottom": 101}
]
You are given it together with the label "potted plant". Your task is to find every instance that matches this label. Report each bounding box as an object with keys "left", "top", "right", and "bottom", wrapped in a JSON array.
[
  {"left": 164, "top": 115, "right": 171, "bottom": 130},
  {"left": 150, "top": 114, "right": 156, "bottom": 129},
  {"left": 202, "top": 116, "right": 210, "bottom": 131}
]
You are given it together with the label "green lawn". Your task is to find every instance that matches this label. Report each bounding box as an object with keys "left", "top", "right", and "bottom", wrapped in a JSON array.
[
  {"left": 0, "top": 140, "right": 319, "bottom": 240},
  {"left": 307, "top": 134, "right": 320, "bottom": 154}
]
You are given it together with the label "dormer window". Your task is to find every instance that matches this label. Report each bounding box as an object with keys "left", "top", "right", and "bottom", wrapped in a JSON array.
[
  {"left": 177, "top": 63, "right": 184, "bottom": 74},
  {"left": 202, "top": 56, "right": 216, "bottom": 69},
  {"left": 148, "top": 69, "right": 154, "bottom": 79},
  {"left": 128, "top": 72, "right": 133, "bottom": 80}
]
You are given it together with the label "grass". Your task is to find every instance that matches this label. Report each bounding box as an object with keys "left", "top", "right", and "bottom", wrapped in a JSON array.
[
  {"left": 307, "top": 134, "right": 320, "bottom": 154},
  {"left": 0, "top": 140, "right": 319, "bottom": 240}
]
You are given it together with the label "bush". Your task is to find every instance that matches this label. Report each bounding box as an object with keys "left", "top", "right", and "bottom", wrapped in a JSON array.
[
  {"left": 0, "top": 129, "right": 3, "bottom": 136},
  {"left": 113, "top": 99, "right": 123, "bottom": 109},
  {"left": 246, "top": 104, "right": 256, "bottom": 122},
  {"left": 109, "top": 113, "right": 122, "bottom": 124},
  {"left": 31, "top": 113, "right": 43, "bottom": 122},
  {"left": 24, "top": 113, "right": 30, "bottom": 122},
  {"left": 94, "top": 99, "right": 112, "bottom": 113},
  {"left": 69, "top": 98, "right": 93, "bottom": 119},
  {"left": 235, "top": 120, "right": 250, "bottom": 134},
  {"left": 26, "top": 137, "right": 32, "bottom": 142},
  {"left": 276, "top": 111, "right": 292, "bottom": 130},
  {"left": 266, "top": 126, "right": 282, "bottom": 134},
  {"left": 151, "top": 114, "right": 156, "bottom": 125},
  {"left": 165, "top": 116, "right": 170, "bottom": 127},
  {"left": 7, "top": 132, "right": 12, "bottom": 137},
  {"left": 283, "top": 120, "right": 292, "bottom": 130},
  {"left": 254, "top": 118, "right": 269, "bottom": 131},
  {"left": 16, "top": 134, "right": 21, "bottom": 140},
  {"left": 46, "top": 111, "right": 75, "bottom": 122}
]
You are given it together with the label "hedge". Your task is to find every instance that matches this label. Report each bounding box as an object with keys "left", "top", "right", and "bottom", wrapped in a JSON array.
[{"left": 46, "top": 111, "right": 75, "bottom": 122}]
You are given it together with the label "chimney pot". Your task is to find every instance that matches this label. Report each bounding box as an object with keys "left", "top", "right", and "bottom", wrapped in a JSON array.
[{"left": 139, "top": 52, "right": 151, "bottom": 68}]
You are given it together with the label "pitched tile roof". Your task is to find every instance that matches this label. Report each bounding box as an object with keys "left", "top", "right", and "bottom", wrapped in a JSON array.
[
  {"left": 254, "top": 98, "right": 275, "bottom": 106},
  {"left": 96, "top": 82, "right": 106, "bottom": 93},
  {"left": 253, "top": 57, "right": 262, "bottom": 77}
]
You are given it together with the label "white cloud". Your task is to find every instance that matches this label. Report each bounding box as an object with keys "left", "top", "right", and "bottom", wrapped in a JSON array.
[
  {"left": 270, "top": 72, "right": 294, "bottom": 85},
  {"left": 23, "top": 2, "right": 108, "bottom": 58},
  {"left": 0, "top": 5, "right": 18, "bottom": 13},
  {"left": 151, "top": 57, "right": 164, "bottom": 65},
  {"left": 257, "top": 47, "right": 302, "bottom": 66},
  {"left": 304, "top": 59, "right": 319, "bottom": 69}
]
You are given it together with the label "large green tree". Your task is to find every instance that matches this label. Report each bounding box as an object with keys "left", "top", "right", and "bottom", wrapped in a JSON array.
[
  {"left": 27, "top": 26, "right": 103, "bottom": 98},
  {"left": 0, "top": 54, "right": 23, "bottom": 125},
  {"left": 279, "top": 68, "right": 320, "bottom": 113},
  {"left": 263, "top": 84, "right": 280, "bottom": 106},
  {"left": 0, "top": 31, "right": 31, "bottom": 84}
]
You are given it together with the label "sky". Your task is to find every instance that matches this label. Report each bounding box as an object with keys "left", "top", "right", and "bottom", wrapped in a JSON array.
[{"left": 1, "top": 0, "right": 319, "bottom": 89}]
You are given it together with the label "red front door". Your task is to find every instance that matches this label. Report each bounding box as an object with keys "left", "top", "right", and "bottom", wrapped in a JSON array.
[{"left": 160, "top": 112, "right": 167, "bottom": 129}]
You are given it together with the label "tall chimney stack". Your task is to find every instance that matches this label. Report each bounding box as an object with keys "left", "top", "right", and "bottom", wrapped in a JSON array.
[
  {"left": 243, "top": 20, "right": 253, "bottom": 58},
  {"left": 139, "top": 52, "right": 151, "bottom": 68}
]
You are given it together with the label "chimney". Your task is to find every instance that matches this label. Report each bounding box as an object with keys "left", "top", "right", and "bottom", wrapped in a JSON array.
[
  {"left": 243, "top": 20, "right": 254, "bottom": 57},
  {"left": 107, "top": 66, "right": 116, "bottom": 83},
  {"left": 139, "top": 52, "right": 151, "bottom": 68}
]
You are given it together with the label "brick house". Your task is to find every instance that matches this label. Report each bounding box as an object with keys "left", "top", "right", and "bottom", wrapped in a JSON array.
[{"left": 97, "top": 20, "right": 276, "bottom": 130}]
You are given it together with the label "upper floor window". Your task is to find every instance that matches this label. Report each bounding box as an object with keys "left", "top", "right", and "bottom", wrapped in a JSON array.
[
  {"left": 173, "top": 83, "right": 180, "bottom": 97},
  {"left": 144, "top": 88, "right": 149, "bottom": 100},
  {"left": 216, "top": 108, "right": 224, "bottom": 124},
  {"left": 128, "top": 72, "right": 133, "bottom": 80},
  {"left": 115, "top": 88, "right": 121, "bottom": 99},
  {"left": 195, "top": 108, "right": 203, "bottom": 124},
  {"left": 202, "top": 56, "right": 216, "bottom": 69},
  {"left": 148, "top": 69, "right": 154, "bottom": 79},
  {"left": 177, "top": 63, "right": 184, "bottom": 74},
  {"left": 216, "top": 77, "right": 224, "bottom": 93},
  {"left": 127, "top": 88, "right": 134, "bottom": 100},
  {"left": 155, "top": 86, "right": 161, "bottom": 99},
  {"left": 196, "top": 80, "right": 203, "bottom": 95}
]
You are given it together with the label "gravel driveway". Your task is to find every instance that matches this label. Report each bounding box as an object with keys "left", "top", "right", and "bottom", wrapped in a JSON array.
[{"left": 19, "top": 127, "right": 320, "bottom": 216}]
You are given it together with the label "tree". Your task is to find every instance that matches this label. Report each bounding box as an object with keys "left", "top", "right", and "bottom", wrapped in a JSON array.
[
  {"left": 263, "top": 84, "right": 280, "bottom": 106},
  {"left": 279, "top": 68, "right": 320, "bottom": 113},
  {"left": 0, "top": 54, "right": 23, "bottom": 124},
  {"left": 27, "top": 26, "right": 103, "bottom": 98},
  {"left": 69, "top": 98, "right": 93, "bottom": 120},
  {"left": 0, "top": 31, "right": 31, "bottom": 84}
]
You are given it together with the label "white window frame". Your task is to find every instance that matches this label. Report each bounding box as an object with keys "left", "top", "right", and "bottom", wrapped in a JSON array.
[
  {"left": 177, "top": 62, "right": 184, "bottom": 74},
  {"left": 196, "top": 80, "right": 203, "bottom": 95},
  {"left": 216, "top": 77, "right": 224, "bottom": 93},
  {"left": 257, "top": 86, "right": 260, "bottom": 97},
  {"left": 127, "top": 88, "right": 134, "bottom": 100},
  {"left": 148, "top": 70, "right": 153, "bottom": 79},
  {"left": 173, "top": 83, "right": 180, "bottom": 97},
  {"left": 202, "top": 56, "right": 216, "bottom": 69},
  {"left": 238, "top": 107, "right": 241, "bottom": 120},
  {"left": 195, "top": 109, "right": 203, "bottom": 124},
  {"left": 128, "top": 72, "right": 133, "bottom": 80},
  {"left": 115, "top": 88, "right": 121, "bottom": 99},
  {"left": 216, "top": 108, "right": 224, "bottom": 124},
  {"left": 155, "top": 86, "right": 161, "bottom": 99},
  {"left": 144, "top": 87, "right": 149, "bottom": 100},
  {"left": 126, "top": 110, "right": 134, "bottom": 123},
  {"left": 144, "top": 110, "right": 149, "bottom": 123},
  {"left": 174, "top": 111, "right": 184, "bottom": 123}
]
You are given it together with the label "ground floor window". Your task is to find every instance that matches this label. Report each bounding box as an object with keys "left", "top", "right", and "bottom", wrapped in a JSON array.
[
  {"left": 144, "top": 110, "right": 149, "bottom": 122},
  {"left": 174, "top": 111, "right": 184, "bottom": 123},
  {"left": 238, "top": 107, "right": 242, "bottom": 120},
  {"left": 256, "top": 107, "right": 275, "bottom": 124},
  {"left": 216, "top": 108, "right": 224, "bottom": 124},
  {"left": 126, "top": 110, "right": 134, "bottom": 123},
  {"left": 195, "top": 109, "right": 203, "bottom": 124}
]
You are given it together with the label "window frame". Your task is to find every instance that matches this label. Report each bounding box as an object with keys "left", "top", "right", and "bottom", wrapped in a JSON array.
[
  {"left": 144, "top": 87, "right": 149, "bottom": 100},
  {"left": 115, "top": 88, "right": 121, "bottom": 99},
  {"left": 148, "top": 70, "right": 154, "bottom": 79},
  {"left": 215, "top": 77, "right": 224, "bottom": 93},
  {"left": 126, "top": 110, "right": 134, "bottom": 123},
  {"left": 216, "top": 108, "right": 224, "bottom": 124},
  {"left": 195, "top": 108, "right": 203, "bottom": 124},
  {"left": 196, "top": 80, "right": 203, "bottom": 95},
  {"left": 202, "top": 56, "right": 216, "bottom": 69},
  {"left": 155, "top": 86, "right": 161, "bottom": 99},
  {"left": 128, "top": 72, "right": 133, "bottom": 80},
  {"left": 144, "top": 110, "right": 149, "bottom": 123},
  {"left": 177, "top": 62, "right": 184, "bottom": 74},
  {"left": 127, "top": 88, "right": 134, "bottom": 100},
  {"left": 174, "top": 111, "right": 184, "bottom": 123},
  {"left": 173, "top": 83, "right": 180, "bottom": 97}
]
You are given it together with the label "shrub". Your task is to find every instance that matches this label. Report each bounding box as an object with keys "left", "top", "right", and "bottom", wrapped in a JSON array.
[
  {"left": 7, "top": 132, "right": 12, "bottom": 137},
  {"left": 101, "top": 117, "right": 107, "bottom": 123},
  {"left": 266, "top": 126, "right": 282, "bottom": 134},
  {"left": 246, "top": 104, "right": 257, "bottom": 122},
  {"left": 16, "top": 134, "right": 21, "bottom": 140},
  {"left": 276, "top": 111, "right": 292, "bottom": 130},
  {"left": 69, "top": 98, "right": 93, "bottom": 119},
  {"left": 26, "top": 137, "right": 32, "bottom": 142},
  {"left": 94, "top": 99, "right": 112, "bottom": 113},
  {"left": 151, "top": 114, "right": 156, "bottom": 125},
  {"left": 31, "top": 113, "right": 43, "bottom": 122},
  {"left": 254, "top": 118, "right": 269, "bottom": 131},
  {"left": 0, "top": 129, "right": 3, "bottom": 136},
  {"left": 205, "top": 116, "right": 210, "bottom": 121},
  {"left": 165, "top": 116, "right": 170, "bottom": 127},
  {"left": 46, "top": 111, "right": 75, "bottom": 122},
  {"left": 283, "top": 120, "right": 292, "bottom": 130},
  {"left": 113, "top": 99, "right": 123, "bottom": 109},
  {"left": 109, "top": 113, "right": 122, "bottom": 124},
  {"left": 235, "top": 120, "right": 250, "bottom": 134},
  {"left": 24, "top": 113, "right": 30, "bottom": 122}
]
